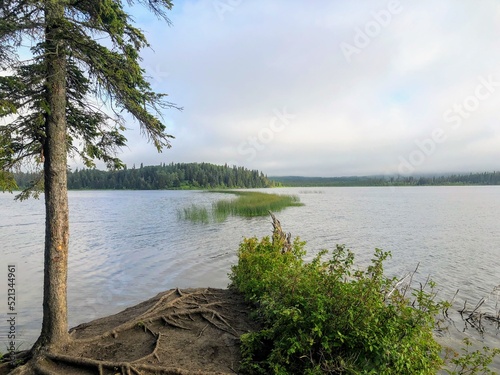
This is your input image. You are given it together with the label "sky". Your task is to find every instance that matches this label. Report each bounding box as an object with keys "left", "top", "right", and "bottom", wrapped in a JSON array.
[{"left": 84, "top": 0, "right": 500, "bottom": 177}]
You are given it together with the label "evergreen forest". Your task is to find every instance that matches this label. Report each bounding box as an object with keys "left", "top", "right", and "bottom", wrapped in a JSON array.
[
  {"left": 13, "top": 163, "right": 277, "bottom": 190},
  {"left": 12, "top": 166, "right": 500, "bottom": 191},
  {"left": 272, "top": 171, "right": 500, "bottom": 187}
]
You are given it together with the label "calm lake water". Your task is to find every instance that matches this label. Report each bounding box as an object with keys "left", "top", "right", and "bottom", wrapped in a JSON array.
[{"left": 0, "top": 187, "right": 499, "bottom": 368}]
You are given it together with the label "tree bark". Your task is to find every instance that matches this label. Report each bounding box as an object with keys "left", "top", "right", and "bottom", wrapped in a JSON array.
[{"left": 34, "top": 0, "right": 70, "bottom": 351}]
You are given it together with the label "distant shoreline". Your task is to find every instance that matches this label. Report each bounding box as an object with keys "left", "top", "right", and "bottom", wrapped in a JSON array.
[
  {"left": 9, "top": 163, "right": 500, "bottom": 190},
  {"left": 270, "top": 171, "right": 500, "bottom": 187}
]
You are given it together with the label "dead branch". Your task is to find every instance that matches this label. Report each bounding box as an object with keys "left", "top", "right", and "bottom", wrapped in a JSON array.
[{"left": 269, "top": 211, "right": 292, "bottom": 253}]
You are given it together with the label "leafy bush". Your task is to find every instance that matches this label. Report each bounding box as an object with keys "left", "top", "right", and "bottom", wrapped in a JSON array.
[
  {"left": 229, "top": 235, "right": 446, "bottom": 374},
  {"left": 443, "top": 338, "right": 500, "bottom": 375}
]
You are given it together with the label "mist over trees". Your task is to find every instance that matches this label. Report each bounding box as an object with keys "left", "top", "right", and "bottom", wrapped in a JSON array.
[{"left": 272, "top": 171, "right": 500, "bottom": 187}]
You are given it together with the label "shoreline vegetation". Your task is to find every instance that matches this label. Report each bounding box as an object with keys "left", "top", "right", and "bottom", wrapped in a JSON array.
[
  {"left": 178, "top": 190, "right": 303, "bottom": 223},
  {"left": 8, "top": 163, "right": 500, "bottom": 192},
  {"left": 229, "top": 215, "right": 500, "bottom": 374}
]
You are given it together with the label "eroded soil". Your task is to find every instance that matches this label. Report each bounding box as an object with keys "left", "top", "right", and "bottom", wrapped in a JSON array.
[{"left": 1, "top": 288, "right": 260, "bottom": 375}]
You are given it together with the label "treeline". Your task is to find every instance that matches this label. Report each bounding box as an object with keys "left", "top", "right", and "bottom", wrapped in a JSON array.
[
  {"left": 272, "top": 171, "right": 500, "bottom": 187},
  {"left": 14, "top": 168, "right": 500, "bottom": 190},
  {"left": 14, "top": 163, "right": 278, "bottom": 190}
]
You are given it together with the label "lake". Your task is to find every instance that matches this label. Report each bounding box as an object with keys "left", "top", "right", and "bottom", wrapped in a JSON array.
[{"left": 0, "top": 187, "right": 499, "bottom": 369}]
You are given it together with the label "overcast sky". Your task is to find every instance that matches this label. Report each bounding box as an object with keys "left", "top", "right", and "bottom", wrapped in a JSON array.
[{"left": 95, "top": 0, "right": 500, "bottom": 177}]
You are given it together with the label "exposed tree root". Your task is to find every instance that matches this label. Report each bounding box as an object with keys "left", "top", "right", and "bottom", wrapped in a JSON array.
[
  {"left": 5, "top": 288, "right": 258, "bottom": 375},
  {"left": 45, "top": 353, "right": 225, "bottom": 375}
]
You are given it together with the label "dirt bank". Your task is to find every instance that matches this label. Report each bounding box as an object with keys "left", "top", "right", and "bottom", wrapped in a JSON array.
[{"left": 1, "top": 288, "right": 259, "bottom": 374}]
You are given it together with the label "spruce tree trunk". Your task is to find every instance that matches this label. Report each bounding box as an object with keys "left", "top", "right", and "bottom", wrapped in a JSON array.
[{"left": 35, "top": 0, "right": 70, "bottom": 350}]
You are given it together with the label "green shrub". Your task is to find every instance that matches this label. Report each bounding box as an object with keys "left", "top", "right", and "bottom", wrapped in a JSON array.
[
  {"left": 443, "top": 338, "right": 500, "bottom": 375},
  {"left": 229, "top": 235, "right": 446, "bottom": 374}
]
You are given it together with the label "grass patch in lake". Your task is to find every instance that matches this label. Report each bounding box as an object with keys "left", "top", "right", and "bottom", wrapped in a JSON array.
[
  {"left": 177, "top": 204, "right": 210, "bottom": 224},
  {"left": 178, "top": 191, "right": 303, "bottom": 223},
  {"left": 213, "top": 191, "right": 303, "bottom": 218}
]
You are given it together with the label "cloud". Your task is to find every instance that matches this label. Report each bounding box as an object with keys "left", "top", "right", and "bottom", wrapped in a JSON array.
[{"left": 87, "top": 0, "right": 500, "bottom": 176}]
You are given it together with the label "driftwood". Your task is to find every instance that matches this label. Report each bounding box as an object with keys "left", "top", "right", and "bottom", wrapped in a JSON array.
[
  {"left": 269, "top": 211, "right": 292, "bottom": 253},
  {"left": 459, "top": 299, "right": 500, "bottom": 334}
]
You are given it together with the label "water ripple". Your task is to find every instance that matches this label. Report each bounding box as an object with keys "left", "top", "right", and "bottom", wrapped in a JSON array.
[{"left": 1, "top": 187, "right": 500, "bottom": 367}]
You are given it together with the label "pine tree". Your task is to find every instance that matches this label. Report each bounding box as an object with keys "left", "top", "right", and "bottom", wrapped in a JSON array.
[{"left": 0, "top": 0, "right": 177, "bottom": 368}]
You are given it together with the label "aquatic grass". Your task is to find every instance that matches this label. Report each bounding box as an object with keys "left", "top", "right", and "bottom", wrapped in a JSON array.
[
  {"left": 178, "top": 191, "right": 303, "bottom": 223},
  {"left": 177, "top": 204, "right": 210, "bottom": 224},
  {"left": 213, "top": 191, "right": 303, "bottom": 217}
]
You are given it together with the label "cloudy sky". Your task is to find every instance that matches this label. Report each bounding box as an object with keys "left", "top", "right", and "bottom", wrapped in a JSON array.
[{"left": 104, "top": 0, "right": 500, "bottom": 177}]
